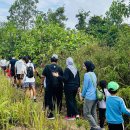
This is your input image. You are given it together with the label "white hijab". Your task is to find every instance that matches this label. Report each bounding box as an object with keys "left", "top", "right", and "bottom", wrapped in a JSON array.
[{"left": 66, "top": 57, "right": 77, "bottom": 77}]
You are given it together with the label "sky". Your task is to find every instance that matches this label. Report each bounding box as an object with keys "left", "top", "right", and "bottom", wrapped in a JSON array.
[{"left": 0, "top": 0, "right": 129, "bottom": 28}]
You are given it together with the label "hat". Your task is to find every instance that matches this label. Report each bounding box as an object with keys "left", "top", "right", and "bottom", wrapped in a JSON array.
[
  {"left": 107, "top": 81, "right": 119, "bottom": 91},
  {"left": 52, "top": 54, "right": 58, "bottom": 59}
]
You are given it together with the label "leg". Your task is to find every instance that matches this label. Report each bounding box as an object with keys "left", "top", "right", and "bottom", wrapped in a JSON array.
[
  {"left": 91, "top": 100, "right": 98, "bottom": 123},
  {"left": 83, "top": 99, "right": 98, "bottom": 128},
  {"left": 64, "top": 89, "right": 74, "bottom": 117},
  {"left": 99, "top": 108, "right": 106, "bottom": 128},
  {"left": 72, "top": 89, "right": 79, "bottom": 116}
]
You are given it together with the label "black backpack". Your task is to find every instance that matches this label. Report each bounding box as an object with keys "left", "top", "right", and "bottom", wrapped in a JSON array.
[
  {"left": 48, "top": 64, "right": 59, "bottom": 87},
  {"left": 26, "top": 63, "right": 34, "bottom": 78}
]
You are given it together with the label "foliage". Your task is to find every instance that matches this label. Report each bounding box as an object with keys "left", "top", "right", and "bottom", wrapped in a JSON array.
[
  {"left": 7, "top": 0, "right": 39, "bottom": 30},
  {"left": 47, "top": 7, "right": 68, "bottom": 28},
  {"left": 75, "top": 10, "right": 90, "bottom": 31},
  {"left": 106, "top": 0, "right": 130, "bottom": 26}
]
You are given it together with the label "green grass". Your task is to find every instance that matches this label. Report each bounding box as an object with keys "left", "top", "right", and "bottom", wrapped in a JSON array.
[{"left": 0, "top": 74, "right": 89, "bottom": 130}]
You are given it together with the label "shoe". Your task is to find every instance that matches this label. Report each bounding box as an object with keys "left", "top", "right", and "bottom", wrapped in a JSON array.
[
  {"left": 76, "top": 115, "right": 80, "bottom": 120},
  {"left": 65, "top": 116, "right": 76, "bottom": 121},
  {"left": 90, "top": 126, "right": 101, "bottom": 130},
  {"left": 47, "top": 113, "right": 55, "bottom": 120},
  {"left": 34, "top": 99, "right": 37, "bottom": 102}
]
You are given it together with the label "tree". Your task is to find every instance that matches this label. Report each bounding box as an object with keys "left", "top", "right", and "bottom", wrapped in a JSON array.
[
  {"left": 7, "top": 0, "right": 39, "bottom": 30},
  {"left": 75, "top": 10, "right": 90, "bottom": 31},
  {"left": 47, "top": 7, "right": 68, "bottom": 28},
  {"left": 106, "top": 0, "right": 130, "bottom": 26}
]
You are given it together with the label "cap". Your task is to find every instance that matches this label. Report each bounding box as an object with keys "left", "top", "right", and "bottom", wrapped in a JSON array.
[
  {"left": 52, "top": 54, "right": 58, "bottom": 59},
  {"left": 107, "top": 81, "right": 119, "bottom": 91}
]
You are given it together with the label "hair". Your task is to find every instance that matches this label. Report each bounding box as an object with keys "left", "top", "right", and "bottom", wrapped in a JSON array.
[
  {"left": 23, "top": 56, "right": 29, "bottom": 63},
  {"left": 108, "top": 89, "right": 118, "bottom": 94},
  {"left": 99, "top": 80, "right": 107, "bottom": 89},
  {"left": 1, "top": 56, "right": 4, "bottom": 59},
  {"left": 84, "top": 61, "right": 95, "bottom": 72},
  {"left": 51, "top": 57, "right": 58, "bottom": 63}
]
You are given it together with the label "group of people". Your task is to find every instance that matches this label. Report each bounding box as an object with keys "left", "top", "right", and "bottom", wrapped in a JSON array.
[
  {"left": 0, "top": 54, "right": 130, "bottom": 130},
  {"left": 0, "top": 56, "right": 37, "bottom": 101}
]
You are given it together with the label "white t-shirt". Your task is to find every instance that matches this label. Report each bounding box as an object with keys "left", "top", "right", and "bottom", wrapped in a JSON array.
[
  {"left": 0, "top": 59, "right": 7, "bottom": 67},
  {"left": 15, "top": 59, "right": 26, "bottom": 74},
  {"left": 98, "top": 88, "right": 111, "bottom": 109},
  {"left": 24, "top": 62, "right": 35, "bottom": 83}
]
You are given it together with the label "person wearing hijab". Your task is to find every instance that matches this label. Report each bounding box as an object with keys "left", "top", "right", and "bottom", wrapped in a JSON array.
[
  {"left": 53, "top": 57, "right": 80, "bottom": 120},
  {"left": 82, "top": 61, "right": 101, "bottom": 130}
]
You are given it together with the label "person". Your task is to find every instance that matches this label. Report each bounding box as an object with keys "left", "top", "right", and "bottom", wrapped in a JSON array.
[
  {"left": 53, "top": 57, "right": 80, "bottom": 120},
  {"left": 9, "top": 57, "right": 17, "bottom": 86},
  {"left": 23, "top": 56, "right": 36, "bottom": 102},
  {"left": 106, "top": 81, "right": 130, "bottom": 130},
  {"left": 41, "top": 54, "right": 63, "bottom": 119},
  {"left": 15, "top": 56, "right": 26, "bottom": 88},
  {"left": 98, "top": 80, "right": 110, "bottom": 130},
  {"left": 81, "top": 61, "right": 101, "bottom": 130},
  {"left": 0, "top": 56, "right": 7, "bottom": 75}
]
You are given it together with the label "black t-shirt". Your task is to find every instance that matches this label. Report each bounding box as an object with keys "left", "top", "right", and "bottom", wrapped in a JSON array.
[
  {"left": 42, "top": 64, "right": 63, "bottom": 88},
  {"left": 10, "top": 59, "right": 17, "bottom": 70}
]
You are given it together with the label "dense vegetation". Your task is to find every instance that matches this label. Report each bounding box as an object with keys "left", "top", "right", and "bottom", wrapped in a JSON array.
[{"left": 0, "top": 0, "right": 130, "bottom": 129}]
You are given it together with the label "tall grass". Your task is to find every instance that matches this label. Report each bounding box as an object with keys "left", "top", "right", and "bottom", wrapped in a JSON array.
[{"left": 0, "top": 75, "right": 89, "bottom": 130}]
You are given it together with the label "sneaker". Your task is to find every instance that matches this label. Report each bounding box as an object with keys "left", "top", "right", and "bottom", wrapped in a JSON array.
[
  {"left": 76, "top": 115, "right": 80, "bottom": 120},
  {"left": 34, "top": 99, "right": 37, "bottom": 102},
  {"left": 47, "top": 113, "right": 55, "bottom": 120},
  {"left": 65, "top": 116, "right": 76, "bottom": 121},
  {"left": 90, "top": 126, "right": 101, "bottom": 130}
]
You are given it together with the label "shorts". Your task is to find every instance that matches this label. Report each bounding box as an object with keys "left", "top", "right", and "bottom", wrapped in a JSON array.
[
  {"left": 24, "top": 82, "right": 35, "bottom": 88},
  {"left": 16, "top": 74, "right": 24, "bottom": 80},
  {"left": 1, "top": 66, "right": 6, "bottom": 71}
]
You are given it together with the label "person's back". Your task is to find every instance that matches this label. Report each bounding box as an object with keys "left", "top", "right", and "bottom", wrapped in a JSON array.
[
  {"left": 63, "top": 68, "right": 80, "bottom": 90},
  {"left": 15, "top": 59, "right": 25, "bottom": 74},
  {"left": 0, "top": 58, "right": 7, "bottom": 67},
  {"left": 43, "top": 63, "right": 63, "bottom": 89},
  {"left": 106, "top": 81, "right": 130, "bottom": 130}
]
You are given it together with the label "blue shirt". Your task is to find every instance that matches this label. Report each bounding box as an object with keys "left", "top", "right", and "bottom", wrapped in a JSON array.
[
  {"left": 106, "top": 96, "right": 130, "bottom": 124},
  {"left": 82, "top": 72, "right": 97, "bottom": 100}
]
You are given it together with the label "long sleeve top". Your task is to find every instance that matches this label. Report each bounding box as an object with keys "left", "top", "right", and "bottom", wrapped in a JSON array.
[
  {"left": 58, "top": 68, "right": 80, "bottom": 90},
  {"left": 106, "top": 96, "right": 130, "bottom": 124},
  {"left": 82, "top": 72, "right": 97, "bottom": 100}
]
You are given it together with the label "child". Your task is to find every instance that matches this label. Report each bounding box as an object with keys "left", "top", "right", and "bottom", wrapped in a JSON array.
[
  {"left": 106, "top": 81, "right": 130, "bottom": 130},
  {"left": 98, "top": 80, "right": 110, "bottom": 130}
]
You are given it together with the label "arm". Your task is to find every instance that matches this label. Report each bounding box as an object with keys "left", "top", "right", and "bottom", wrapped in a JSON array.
[
  {"left": 81, "top": 74, "right": 89, "bottom": 98},
  {"left": 120, "top": 99, "right": 130, "bottom": 116}
]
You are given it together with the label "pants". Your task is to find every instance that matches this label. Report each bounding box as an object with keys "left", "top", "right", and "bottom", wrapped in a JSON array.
[
  {"left": 99, "top": 108, "right": 106, "bottom": 128},
  {"left": 83, "top": 99, "right": 98, "bottom": 128},
  {"left": 44, "top": 87, "right": 63, "bottom": 112},
  {"left": 64, "top": 89, "right": 78, "bottom": 117},
  {"left": 108, "top": 123, "right": 124, "bottom": 130}
]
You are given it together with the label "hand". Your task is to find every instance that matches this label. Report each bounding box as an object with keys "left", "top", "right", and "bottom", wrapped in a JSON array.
[
  {"left": 78, "top": 87, "right": 81, "bottom": 93},
  {"left": 52, "top": 72, "right": 59, "bottom": 77}
]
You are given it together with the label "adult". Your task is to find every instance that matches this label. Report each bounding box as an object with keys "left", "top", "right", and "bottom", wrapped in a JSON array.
[
  {"left": 23, "top": 56, "right": 36, "bottom": 102},
  {"left": 9, "top": 57, "right": 17, "bottom": 86},
  {"left": 41, "top": 54, "right": 63, "bottom": 119},
  {"left": 15, "top": 56, "right": 26, "bottom": 88},
  {"left": 81, "top": 61, "right": 101, "bottom": 130},
  {"left": 53, "top": 57, "right": 80, "bottom": 120},
  {"left": 0, "top": 56, "right": 7, "bottom": 75}
]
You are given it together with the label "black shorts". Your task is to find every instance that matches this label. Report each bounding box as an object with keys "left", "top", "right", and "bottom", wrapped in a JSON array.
[
  {"left": 16, "top": 74, "right": 24, "bottom": 80},
  {"left": 1, "top": 66, "right": 6, "bottom": 71}
]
